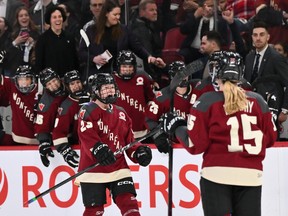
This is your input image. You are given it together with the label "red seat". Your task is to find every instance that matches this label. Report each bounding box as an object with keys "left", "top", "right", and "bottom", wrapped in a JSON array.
[
  {"left": 161, "top": 49, "right": 185, "bottom": 65},
  {"left": 163, "top": 27, "right": 186, "bottom": 51}
]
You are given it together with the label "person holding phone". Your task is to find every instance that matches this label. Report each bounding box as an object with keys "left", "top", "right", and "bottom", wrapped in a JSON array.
[{"left": 8, "top": 6, "right": 39, "bottom": 77}]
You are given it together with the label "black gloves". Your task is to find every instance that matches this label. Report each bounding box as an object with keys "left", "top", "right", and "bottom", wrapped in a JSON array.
[
  {"left": 160, "top": 112, "right": 186, "bottom": 136},
  {"left": 92, "top": 142, "right": 116, "bottom": 166},
  {"left": 134, "top": 146, "right": 152, "bottom": 167},
  {"left": 56, "top": 143, "right": 79, "bottom": 168},
  {"left": 152, "top": 130, "right": 169, "bottom": 154},
  {"left": 39, "top": 141, "right": 54, "bottom": 167}
]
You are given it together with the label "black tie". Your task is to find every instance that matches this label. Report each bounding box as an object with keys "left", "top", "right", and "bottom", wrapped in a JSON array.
[
  {"left": 251, "top": 53, "right": 261, "bottom": 82},
  {"left": 201, "top": 20, "right": 210, "bottom": 38}
]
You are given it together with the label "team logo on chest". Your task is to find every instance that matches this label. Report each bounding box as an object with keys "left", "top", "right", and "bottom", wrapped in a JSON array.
[
  {"left": 78, "top": 109, "right": 86, "bottom": 119},
  {"left": 119, "top": 112, "right": 126, "bottom": 121},
  {"left": 136, "top": 77, "right": 144, "bottom": 86},
  {"left": 57, "top": 107, "right": 63, "bottom": 115},
  {"left": 38, "top": 103, "right": 45, "bottom": 111}
]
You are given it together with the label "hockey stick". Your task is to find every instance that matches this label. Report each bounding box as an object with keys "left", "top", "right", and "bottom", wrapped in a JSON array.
[
  {"left": 24, "top": 126, "right": 161, "bottom": 206},
  {"left": 167, "top": 59, "right": 204, "bottom": 216},
  {"left": 80, "top": 29, "right": 90, "bottom": 85}
]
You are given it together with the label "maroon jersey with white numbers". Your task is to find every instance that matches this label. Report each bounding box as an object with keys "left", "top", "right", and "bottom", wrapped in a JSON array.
[
  {"left": 35, "top": 90, "right": 67, "bottom": 141},
  {"left": 52, "top": 96, "right": 80, "bottom": 147},
  {"left": 0, "top": 75, "right": 39, "bottom": 144},
  {"left": 114, "top": 71, "right": 155, "bottom": 137},
  {"left": 76, "top": 102, "right": 142, "bottom": 183},
  {"left": 145, "top": 84, "right": 194, "bottom": 130},
  {"left": 176, "top": 91, "right": 277, "bottom": 186}
]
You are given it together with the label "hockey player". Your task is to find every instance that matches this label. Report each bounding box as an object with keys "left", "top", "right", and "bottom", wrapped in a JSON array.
[
  {"left": 35, "top": 68, "right": 67, "bottom": 167},
  {"left": 161, "top": 51, "right": 277, "bottom": 216},
  {"left": 114, "top": 50, "right": 155, "bottom": 138},
  {"left": 0, "top": 65, "right": 39, "bottom": 145},
  {"left": 77, "top": 73, "right": 152, "bottom": 216},
  {"left": 52, "top": 70, "right": 86, "bottom": 168},
  {"left": 145, "top": 61, "right": 197, "bottom": 153}
]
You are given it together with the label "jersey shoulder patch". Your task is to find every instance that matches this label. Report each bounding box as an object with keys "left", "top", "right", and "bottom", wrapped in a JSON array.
[{"left": 192, "top": 91, "right": 224, "bottom": 112}]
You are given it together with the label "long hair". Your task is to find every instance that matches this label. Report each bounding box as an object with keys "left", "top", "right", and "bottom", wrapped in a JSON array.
[
  {"left": 222, "top": 81, "right": 248, "bottom": 115},
  {"left": 11, "top": 6, "right": 38, "bottom": 39},
  {"left": 95, "top": 0, "right": 122, "bottom": 44}
]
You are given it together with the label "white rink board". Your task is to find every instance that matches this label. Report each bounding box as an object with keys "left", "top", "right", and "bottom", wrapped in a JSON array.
[{"left": 0, "top": 147, "right": 287, "bottom": 216}]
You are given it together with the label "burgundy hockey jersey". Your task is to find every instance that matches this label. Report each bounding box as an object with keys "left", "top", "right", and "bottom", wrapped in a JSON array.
[
  {"left": 145, "top": 84, "right": 194, "bottom": 130},
  {"left": 35, "top": 90, "right": 67, "bottom": 141},
  {"left": 52, "top": 96, "right": 80, "bottom": 147},
  {"left": 0, "top": 75, "right": 39, "bottom": 144},
  {"left": 76, "top": 102, "right": 142, "bottom": 183},
  {"left": 114, "top": 71, "right": 155, "bottom": 137},
  {"left": 176, "top": 91, "right": 277, "bottom": 186}
]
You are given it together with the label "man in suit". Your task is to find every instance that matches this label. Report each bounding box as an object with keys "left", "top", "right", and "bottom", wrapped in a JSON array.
[{"left": 244, "top": 21, "right": 288, "bottom": 133}]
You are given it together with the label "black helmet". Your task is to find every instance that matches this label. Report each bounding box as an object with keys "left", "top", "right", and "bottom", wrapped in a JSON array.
[
  {"left": 116, "top": 50, "right": 137, "bottom": 80},
  {"left": 210, "top": 51, "right": 243, "bottom": 82},
  {"left": 90, "top": 73, "right": 119, "bottom": 104},
  {"left": 39, "top": 68, "right": 65, "bottom": 96},
  {"left": 64, "top": 70, "right": 84, "bottom": 97},
  {"left": 168, "top": 61, "right": 188, "bottom": 87},
  {"left": 14, "top": 65, "right": 36, "bottom": 94}
]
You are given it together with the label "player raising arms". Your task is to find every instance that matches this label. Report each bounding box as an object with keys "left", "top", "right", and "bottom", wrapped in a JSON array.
[
  {"left": 0, "top": 65, "right": 39, "bottom": 145},
  {"left": 161, "top": 51, "right": 277, "bottom": 216},
  {"left": 76, "top": 73, "right": 152, "bottom": 216},
  {"left": 145, "top": 61, "right": 198, "bottom": 153}
]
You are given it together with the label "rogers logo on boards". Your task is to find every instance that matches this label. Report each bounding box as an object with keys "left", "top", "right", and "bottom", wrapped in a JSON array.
[{"left": 0, "top": 168, "right": 8, "bottom": 205}]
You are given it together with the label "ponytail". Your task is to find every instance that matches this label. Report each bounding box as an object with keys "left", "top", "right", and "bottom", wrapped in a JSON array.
[{"left": 223, "top": 81, "right": 248, "bottom": 115}]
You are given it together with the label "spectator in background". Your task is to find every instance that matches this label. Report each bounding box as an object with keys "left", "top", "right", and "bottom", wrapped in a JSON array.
[
  {"left": 58, "top": 3, "right": 81, "bottom": 43},
  {"left": 35, "top": 68, "right": 67, "bottom": 167},
  {"left": 176, "top": 0, "right": 199, "bottom": 25},
  {"left": 52, "top": 70, "right": 85, "bottom": 168},
  {"left": 29, "top": 0, "right": 58, "bottom": 32},
  {"left": 34, "top": 5, "right": 79, "bottom": 77},
  {"left": 8, "top": 6, "right": 39, "bottom": 77},
  {"left": 273, "top": 42, "right": 288, "bottom": 60},
  {"left": 179, "top": 0, "right": 233, "bottom": 64},
  {"left": 244, "top": 21, "right": 288, "bottom": 136},
  {"left": 0, "top": 65, "right": 39, "bottom": 145},
  {"left": 130, "top": 0, "right": 164, "bottom": 84},
  {"left": 226, "top": 0, "right": 255, "bottom": 20},
  {"left": 113, "top": 50, "right": 155, "bottom": 139},
  {"left": 78, "top": 0, "right": 165, "bottom": 77},
  {"left": 254, "top": 0, "right": 288, "bottom": 45},
  {"left": 83, "top": 0, "right": 105, "bottom": 31},
  {"left": 0, "top": 16, "right": 13, "bottom": 75}
]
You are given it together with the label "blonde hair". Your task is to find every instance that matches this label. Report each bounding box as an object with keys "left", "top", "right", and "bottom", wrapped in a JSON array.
[{"left": 222, "top": 81, "right": 248, "bottom": 115}]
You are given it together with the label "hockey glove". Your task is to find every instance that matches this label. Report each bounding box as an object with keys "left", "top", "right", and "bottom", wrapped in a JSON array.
[
  {"left": 39, "top": 141, "right": 54, "bottom": 167},
  {"left": 57, "top": 143, "right": 79, "bottom": 168},
  {"left": 152, "top": 130, "right": 169, "bottom": 154},
  {"left": 160, "top": 112, "right": 186, "bottom": 136},
  {"left": 92, "top": 142, "right": 116, "bottom": 166},
  {"left": 134, "top": 146, "right": 152, "bottom": 167}
]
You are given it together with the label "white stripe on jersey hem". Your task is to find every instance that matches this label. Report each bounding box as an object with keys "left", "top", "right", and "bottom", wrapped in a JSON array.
[
  {"left": 75, "top": 168, "right": 132, "bottom": 185},
  {"left": 53, "top": 137, "right": 69, "bottom": 146},
  {"left": 201, "top": 166, "right": 263, "bottom": 186},
  {"left": 12, "top": 132, "right": 39, "bottom": 145}
]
